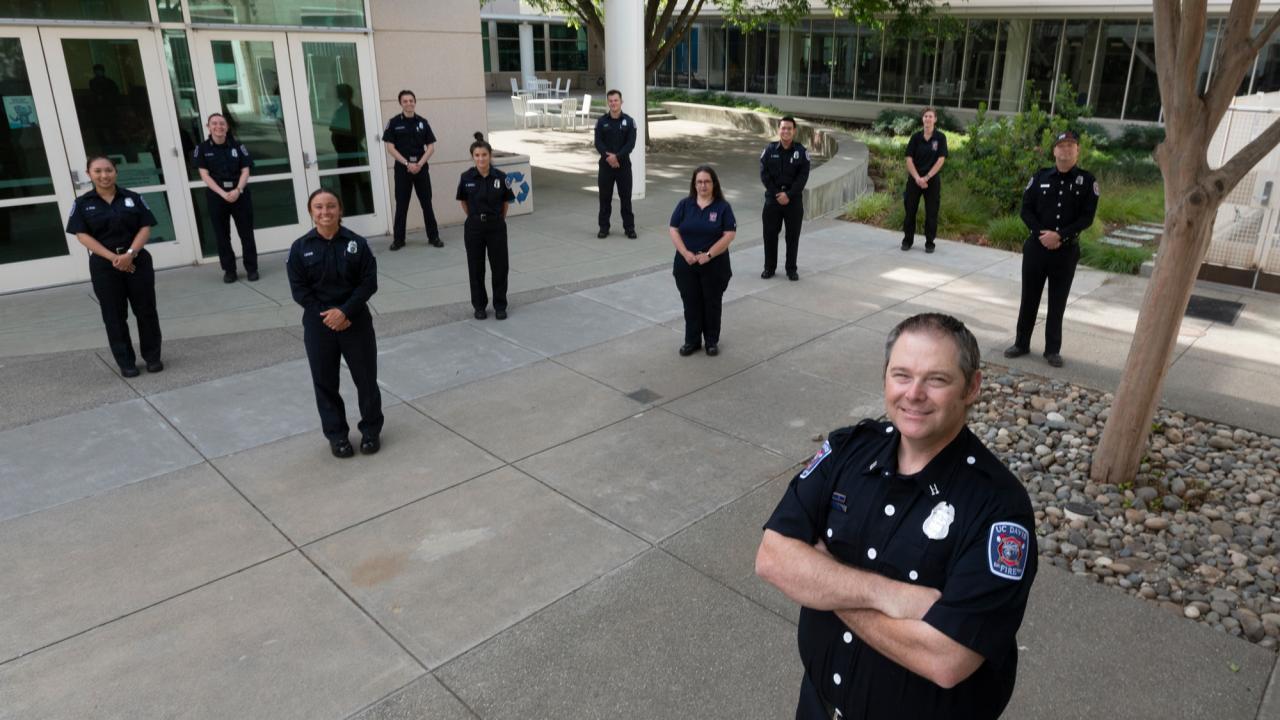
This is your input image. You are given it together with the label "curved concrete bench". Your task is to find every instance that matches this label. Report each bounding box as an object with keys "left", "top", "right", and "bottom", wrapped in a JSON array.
[{"left": 659, "top": 101, "right": 873, "bottom": 220}]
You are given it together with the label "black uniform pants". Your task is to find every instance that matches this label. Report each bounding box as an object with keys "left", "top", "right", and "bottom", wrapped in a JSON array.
[
  {"left": 302, "top": 312, "right": 383, "bottom": 443},
  {"left": 597, "top": 160, "right": 634, "bottom": 232},
  {"left": 902, "top": 177, "right": 941, "bottom": 247},
  {"left": 464, "top": 216, "right": 509, "bottom": 311},
  {"left": 89, "top": 251, "right": 161, "bottom": 369},
  {"left": 1015, "top": 237, "right": 1080, "bottom": 355},
  {"left": 762, "top": 198, "right": 803, "bottom": 273},
  {"left": 672, "top": 251, "right": 732, "bottom": 346},
  {"left": 207, "top": 188, "right": 257, "bottom": 274},
  {"left": 795, "top": 673, "right": 837, "bottom": 719},
  {"left": 393, "top": 163, "right": 439, "bottom": 243}
]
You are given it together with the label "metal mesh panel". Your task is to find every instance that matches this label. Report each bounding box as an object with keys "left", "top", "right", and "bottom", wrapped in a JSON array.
[{"left": 1208, "top": 106, "right": 1280, "bottom": 270}]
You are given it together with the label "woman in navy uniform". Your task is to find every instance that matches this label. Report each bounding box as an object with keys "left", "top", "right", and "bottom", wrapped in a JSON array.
[
  {"left": 669, "top": 165, "right": 737, "bottom": 357},
  {"left": 66, "top": 156, "right": 163, "bottom": 378},
  {"left": 455, "top": 132, "right": 515, "bottom": 320},
  {"left": 383, "top": 89, "right": 441, "bottom": 251},
  {"left": 286, "top": 189, "right": 383, "bottom": 459},
  {"left": 901, "top": 107, "right": 948, "bottom": 253},
  {"left": 195, "top": 112, "right": 258, "bottom": 282}
]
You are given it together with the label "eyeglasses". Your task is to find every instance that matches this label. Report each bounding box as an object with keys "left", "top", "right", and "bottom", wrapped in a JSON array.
[{"left": 695, "top": 180, "right": 713, "bottom": 185}]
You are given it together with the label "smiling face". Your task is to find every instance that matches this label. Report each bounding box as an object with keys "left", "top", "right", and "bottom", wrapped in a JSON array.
[
  {"left": 883, "top": 330, "right": 980, "bottom": 451},
  {"left": 309, "top": 191, "right": 342, "bottom": 234},
  {"left": 778, "top": 120, "right": 795, "bottom": 145},
  {"left": 694, "top": 170, "right": 714, "bottom": 199},
  {"left": 472, "top": 145, "right": 491, "bottom": 173},
  {"left": 1053, "top": 139, "right": 1079, "bottom": 168},
  {"left": 399, "top": 93, "right": 416, "bottom": 116},
  {"left": 207, "top": 114, "right": 229, "bottom": 143},
  {"left": 922, "top": 110, "right": 936, "bottom": 133},
  {"left": 88, "top": 157, "right": 117, "bottom": 192},
  {"left": 607, "top": 92, "right": 622, "bottom": 116}
]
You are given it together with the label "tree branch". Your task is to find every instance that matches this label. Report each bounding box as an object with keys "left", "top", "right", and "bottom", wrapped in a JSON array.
[
  {"left": 648, "top": 0, "right": 705, "bottom": 75},
  {"left": 1250, "top": 7, "right": 1280, "bottom": 52},
  {"left": 1208, "top": 112, "right": 1280, "bottom": 197},
  {"left": 1204, "top": 0, "right": 1263, "bottom": 130},
  {"left": 1151, "top": 0, "right": 1183, "bottom": 128}
]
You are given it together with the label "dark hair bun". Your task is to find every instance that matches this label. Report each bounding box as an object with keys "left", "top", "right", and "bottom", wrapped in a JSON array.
[{"left": 473, "top": 131, "right": 485, "bottom": 142}]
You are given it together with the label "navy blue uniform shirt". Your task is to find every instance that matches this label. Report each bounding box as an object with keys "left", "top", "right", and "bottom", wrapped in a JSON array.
[
  {"left": 194, "top": 138, "right": 253, "bottom": 188},
  {"left": 764, "top": 419, "right": 1037, "bottom": 720},
  {"left": 456, "top": 167, "right": 516, "bottom": 217},
  {"left": 65, "top": 187, "right": 158, "bottom": 251},
  {"left": 1021, "top": 164, "right": 1099, "bottom": 243},
  {"left": 383, "top": 114, "right": 436, "bottom": 162},
  {"left": 669, "top": 196, "right": 737, "bottom": 253},
  {"left": 286, "top": 226, "right": 378, "bottom": 319},
  {"left": 905, "top": 129, "right": 949, "bottom": 175},
  {"left": 594, "top": 112, "right": 637, "bottom": 162},
  {"left": 759, "top": 140, "right": 811, "bottom": 200}
]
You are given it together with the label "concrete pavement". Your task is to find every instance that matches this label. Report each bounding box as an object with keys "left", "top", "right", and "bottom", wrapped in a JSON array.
[{"left": 1, "top": 98, "right": 1278, "bottom": 719}]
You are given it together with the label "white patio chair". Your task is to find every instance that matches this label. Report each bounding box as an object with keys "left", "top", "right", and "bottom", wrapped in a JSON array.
[
  {"left": 559, "top": 97, "right": 578, "bottom": 130},
  {"left": 510, "top": 77, "right": 520, "bottom": 96},
  {"left": 512, "top": 95, "right": 542, "bottom": 129},
  {"left": 552, "top": 78, "right": 562, "bottom": 98},
  {"left": 559, "top": 78, "right": 572, "bottom": 98},
  {"left": 575, "top": 93, "right": 593, "bottom": 126}
]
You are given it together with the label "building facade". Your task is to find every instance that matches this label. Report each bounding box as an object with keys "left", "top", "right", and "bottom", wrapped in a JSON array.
[{"left": 1, "top": 0, "right": 485, "bottom": 293}]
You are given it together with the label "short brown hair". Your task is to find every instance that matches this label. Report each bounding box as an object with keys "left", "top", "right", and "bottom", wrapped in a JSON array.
[{"left": 921, "top": 107, "right": 938, "bottom": 118}]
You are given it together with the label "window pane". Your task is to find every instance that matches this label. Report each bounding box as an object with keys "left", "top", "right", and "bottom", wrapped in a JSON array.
[
  {"left": 300, "top": 41, "right": 369, "bottom": 171},
  {"left": 0, "top": 203, "right": 66, "bottom": 265},
  {"left": 320, "top": 171, "right": 374, "bottom": 217},
  {"left": 497, "top": 23, "right": 520, "bottom": 72},
  {"left": 162, "top": 31, "right": 204, "bottom": 182},
  {"left": 1024, "top": 20, "right": 1062, "bottom": 107},
  {"left": 745, "top": 28, "right": 768, "bottom": 93},
  {"left": 210, "top": 40, "right": 292, "bottom": 174},
  {"left": 481, "top": 23, "right": 491, "bottom": 73},
  {"left": 1250, "top": 22, "right": 1280, "bottom": 94},
  {"left": 1198, "top": 19, "right": 1220, "bottom": 94},
  {"left": 808, "top": 20, "right": 833, "bottom": 97},
  {"left": 0, "top": 37, "right": 55, "bottom": 201},
  {"left": 789, "top": 21, "right": 810, "bottom": 96},
  {"left": 1125, "top": 21, "right": 1160, "bottom": 120},
  {"left": 932, "top": 23, "right": 963, "bottom": 107},
  {"left": 2, "top": 0, "right": 148, "bottom": 21},
  {"left": 533, "top": 24, "right": 545, "bottom": 73},
  {"left": 139, "top": 191, "right": 177, "bottom": 244},
  {"left": 549, "top": 25, "right": 587, "bottom": 72},
  {"left": 674, "top": 37, "right": 691, "bottom": 88},
  {"left": 832, "top": 22, "right": 857, "bottom": 99},
  {"left": 764, "top": 26, "right": 779, "bottom": 94},
  {"left": 193, "top": 178, "right": 296, "bottom": 257},
  {"left": 727, "top": 26, "right": 745, "bottom": 92},
  {"left": 855, "top": 26, "right": 883, "bottom": 101},
  {"left": 881, "top": 33, "right": 911, "bottom": 104},
  {"left": 1058, "top": 20, "right": 1101, "bottom": 107},
  {"left": 905, "top": 25, "right": 939, "bottom": 105},
  {"left": 190, "top": 0, "right": 364, "bottom": 28},
  {"left": 961, "top": 20, "right": 1003, "bottom": 109},
  {"left": 62, "top": 39, "right": 164, "bottom": 188},
  {"left": 1093, "top": 21, "right": 1137, "bottom": 119},
  {"left": 705, "top": 25, "right": 726, "bottom": 91},
  {"left": 157, "top": 0, "right": 183, "bottom": 22}
]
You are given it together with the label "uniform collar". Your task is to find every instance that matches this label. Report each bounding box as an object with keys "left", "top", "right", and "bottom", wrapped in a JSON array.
[
  {"left": 84, "top": 187, "right": 123, "bottom": 205},
  {"left": 862, "top": 423, "right": 986, "bottom": 496},
  {"left": 304, "top": 225, "right": 350, "bottom": 242}
]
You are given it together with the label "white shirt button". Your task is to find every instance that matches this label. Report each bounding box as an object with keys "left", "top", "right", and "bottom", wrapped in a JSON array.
[
  {"left": 843, "top": 631, "right": 853, "bottom": 643},
  {"left": 884, "top": 426, "right": 894, "bottom": 434},
  {"left": 909, "top": 570, "right": 919, "bottom": 581},
  {"left": 966, "top": 455, "right": 976, "bottom": 465},
  {"left": 867, "top": 547, "right": 877, "bottom": 560},
  {"left": 884, "top": 504, "right": 895, "bottom": 516},
  {"left": 826, "top": 528, "right": 833, "bottom": 539},
  {"left": 833, "top": 673, "right": 842, "bottom": 686}
]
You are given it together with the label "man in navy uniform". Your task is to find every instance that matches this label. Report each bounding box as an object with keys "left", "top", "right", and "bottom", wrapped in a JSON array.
[
  {"left": 759, "top": 116, "right": 810, "bottom": 281},
  {"left": 383, "top": 89, "right": 442, "bottom": 251},
  {"left": 757, "top": 312, "right": 1037, "bottom": 720},
  {"left": 594, "top": 89, "right": 637, "bottom": 239},
  {"left": 1005, "top": 130, "right": 1099, "bottom": 368}
]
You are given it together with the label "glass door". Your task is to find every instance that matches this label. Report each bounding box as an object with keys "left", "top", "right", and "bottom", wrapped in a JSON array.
[
  {"left": 286, "top": 34, "right": 386, "bottom": 237},
  {"left": 0, "top": 27, "right": 81, "bottom": 292},
  {"left": 40, "top": 27, "right": 194, "bottom": 270},
  {"left": 189, "top": 31, "right": 309, "bottom": 255}
]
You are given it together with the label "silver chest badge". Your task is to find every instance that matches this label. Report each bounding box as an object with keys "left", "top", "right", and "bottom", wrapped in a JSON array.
[
  {"left": 922, "top": 501, "right": 955, "bottom": 540},
  {"left": 124, "top": 198, "right": 135, "bottom": 208},
  {"left": 231, "top": 148, "right": 238, "bottom": 158},
  {"left": 494, "top": 178, "right": 500, "bottom": 189},
  {"left": 346, "top": 240, "right": 357, "bottom": 254}
]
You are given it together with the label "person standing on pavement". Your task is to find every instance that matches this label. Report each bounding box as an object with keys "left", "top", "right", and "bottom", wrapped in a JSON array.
[
  {"left": 286, "top": 188, "right": 383, "bottom": 459},
  {"left": 67, "top": 155, "right": 163, "bottom": 378},
  {"left": 900, "top": 108, "right": 948, "bottom": 254},
  {"left": 757, "top": 313, "right": 1037, "bottom": 720},
  {"left": 195, "top": 112, "right": 259, "bottom": 282},
  {"left": 594, "top": 89, "right": 637, "bottom": 239},
  {"left": 760, "top": 116, "right": 810, "bottom": 281},
  {"left": 1004, "top": 130, "right": 1099, "bottom": 368},
  {"left": 384, "top": 89, "right": 442, "bottom": 251},
  {"left": 456, "top": 132, "right": 515, "bottom": 320},
  {"left": 669, "top": 165, "right": 737, "bottom": 357}
]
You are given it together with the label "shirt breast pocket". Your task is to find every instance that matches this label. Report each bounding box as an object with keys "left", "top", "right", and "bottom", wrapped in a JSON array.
[{"left": 882, "top": 532, "right": 954, "bottom": 589}]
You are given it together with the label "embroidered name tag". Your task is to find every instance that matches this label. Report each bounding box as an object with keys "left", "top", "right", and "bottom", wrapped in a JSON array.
[
  {"left": 831, "top": 491, "right": 848, "bottom": 513},
  {"left": 988, "top": 522, "right": 1030, "bottom": 580}
]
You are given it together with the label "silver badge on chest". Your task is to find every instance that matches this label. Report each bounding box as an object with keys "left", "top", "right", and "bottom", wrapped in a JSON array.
[
  {"left": 922, "top": 501, "right": 955, "bottom": 540},
  {"left": 346, "top": 240, "right": 358, "bottom": 254}
]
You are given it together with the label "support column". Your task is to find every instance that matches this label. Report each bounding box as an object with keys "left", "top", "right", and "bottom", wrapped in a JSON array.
[
  {"left": 519, "top": 22, "right": 535, "bottom": 89},
  {"left": 605, "top": 0, "right": 645, "bottom": 198},
  {"left": 999, "top": 19, "right": 1030, "bottom": 112}
]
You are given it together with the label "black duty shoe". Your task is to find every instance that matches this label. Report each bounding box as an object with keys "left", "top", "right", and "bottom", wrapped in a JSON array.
[
  {"left": 925, "top": 243, "right": 936, "bottom": 254},
  {"left": 146, "top": 360, "right": 164, "bottom": 373},
  {"left": 787, "top": 271, "right": 799, "bottom": 281},
  {"left": 678, "top": 343, "right": 701, "bottom": 357},
  {"left": 495, "top": 309, "right": 508, "bottom": 320},
  {"left": 1044, "top": 353, "right": 1064, "bottom": 368},
  {"left": 429, "top": 238, "right": 444, "bottom": 247},
  {"left": 360, "top": 436, "right": 381, "bottom": 455},
  {"left": 223, "top": 272, "right": 237, "bottom": 283},
  {"left": 389, "top": 240, "right": 405, "bottom": 251},
  {"left": 597, "top": 229, "right": 609, "bottom": 239},
  {"left": 705, "top": 344, "right": 719, "bottom": 357},
  {"left": 900, "top": 240, "right": 912, "bottom": 252},
  {"left": 331, "top": 439, "right": 355, "bottom": 458},
  {"left": 120, "top": 365, "right": 140, "bottom": 378},
  {"left": 247, "top": 270, "right": 260, "bottom": 281},
  {"left": 761, "top": 269, "right": 775, "bottom": 279},
  {"left": 625, "top": 229, "right": 638, "bottom": 239},
  {"left": 474, "top": 308, "right": 488, "bottom": 320},
  {"left": 1003, "top": 345, "right": 1029, "bottom": 359}
]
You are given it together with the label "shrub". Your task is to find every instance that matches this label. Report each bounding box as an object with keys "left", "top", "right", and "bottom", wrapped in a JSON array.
[
  {"left": 1118, "top": 124, "right": 1166, "bottom": 152},
  {"left": 986, "top": 215, "right": 1027, "bottom": 251},
  {"left": 647, "top": 88, "right": 781, "bottom": 114},
  {"left": 1096, "top": 181, "right": 1165, "bottom": 225},
  {"left": 1080, "top": 236, "right": 1154, "bottom": 274},
  {"left": 1077, "top": 121, "right": 1112, "bottom": 150},
  {"left": 847, "top": 192, "right": 893, "bottom": 222},
  {"left": 871, "top": 107, "right": 962, "bottom": 137}
]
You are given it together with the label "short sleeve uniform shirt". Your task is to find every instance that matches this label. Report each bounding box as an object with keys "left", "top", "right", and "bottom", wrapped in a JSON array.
[
  {"left": 383, "top": 114, "right": 436, "bottom": 163},
  {"left": 669, "top": 197, "right": 736, "bottom": 253},
  {"left": 65, "top": 187, "right": 158, "bottom": 252},
  {"left": 456, "top": 167, "right": 515, "bottom": 217},
  {"left": 194, "top": 138, "right": 253, "bottom": 189},
  {"left": 905, "top": 130, "right": 948, "bottom": 175}
]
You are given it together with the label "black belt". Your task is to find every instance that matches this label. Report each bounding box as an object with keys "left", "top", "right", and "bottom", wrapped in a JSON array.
[{"left": 470, "top": 213, "right": 500, "bottom": 222}]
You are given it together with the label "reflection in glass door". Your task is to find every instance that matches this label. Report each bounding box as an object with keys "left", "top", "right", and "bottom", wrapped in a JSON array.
[{"left": 41, "top": 27, "right": 192, "bottom": 270}]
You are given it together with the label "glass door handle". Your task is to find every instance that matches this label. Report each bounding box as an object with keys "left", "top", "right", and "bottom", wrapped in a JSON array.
[
  {"left": 303, "top": 151, "right": 313, "bottom": 168},
  {"left": 71, "top": 170, "right": 85, "bottom": 185}
]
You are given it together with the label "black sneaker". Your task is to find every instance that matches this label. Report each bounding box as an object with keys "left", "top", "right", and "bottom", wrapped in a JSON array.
[
  {"left": 474, "top": 308, "right": 487, "bottom": 320},
  {"left": 429, "top": 238, "right": 444, "bottom": 248},
  {"left": 925, "top": 243, "right": 936, "bottom": 254},
  {"left": 389, "top": 240, "right": 405, "bottom": 251},
  {"left": 900, "top": 240, "right": 912, "bottom": 252},
  {"left": 705, "top": 344, "right": 719, "bottom": 357},
  {"left": 1003, "top": 345, "right": 1029, "bottom": 359},
  {"left": 678, "top": 343, "right": 701, "bottom": 357},
  {"left": 1044, "top": 353, "right": 1064, "bottom": 368},
  {"left": 146, "top": 360, "right": 164, "bottom": 373},
  {"left": 625, "top": 229, "right": 637, "bottom": 239},
  {"left": 120, "top": 365, "right": 140, "bottom": 378},
  {"left": 787, "top": 271, "right": 799, "bottom": 281},
  {"left": 495, "top": 309, "right": 508, "bottom": 320},
  {"left": 597, "top": 229, "right": 609, "bottom": 239},
  {"left": 760, "top": 269, "right": 775, "bottom": 279},
  {"left": 330, "top": 439, "right": 355, "bottom": 458},
  {"left": 247, "top": 270, "right": 260, "bottom": 281},
  {"left": 360, "top": 436, "right": 381, "bottom": 455},
  {"left": 223, "top": 272, "right": 237, "bottom": 283}
]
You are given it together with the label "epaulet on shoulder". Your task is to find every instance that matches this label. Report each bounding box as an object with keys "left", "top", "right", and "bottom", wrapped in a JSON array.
[{"left": 831, "top": 418, "right": 881, "bottom": 445}]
